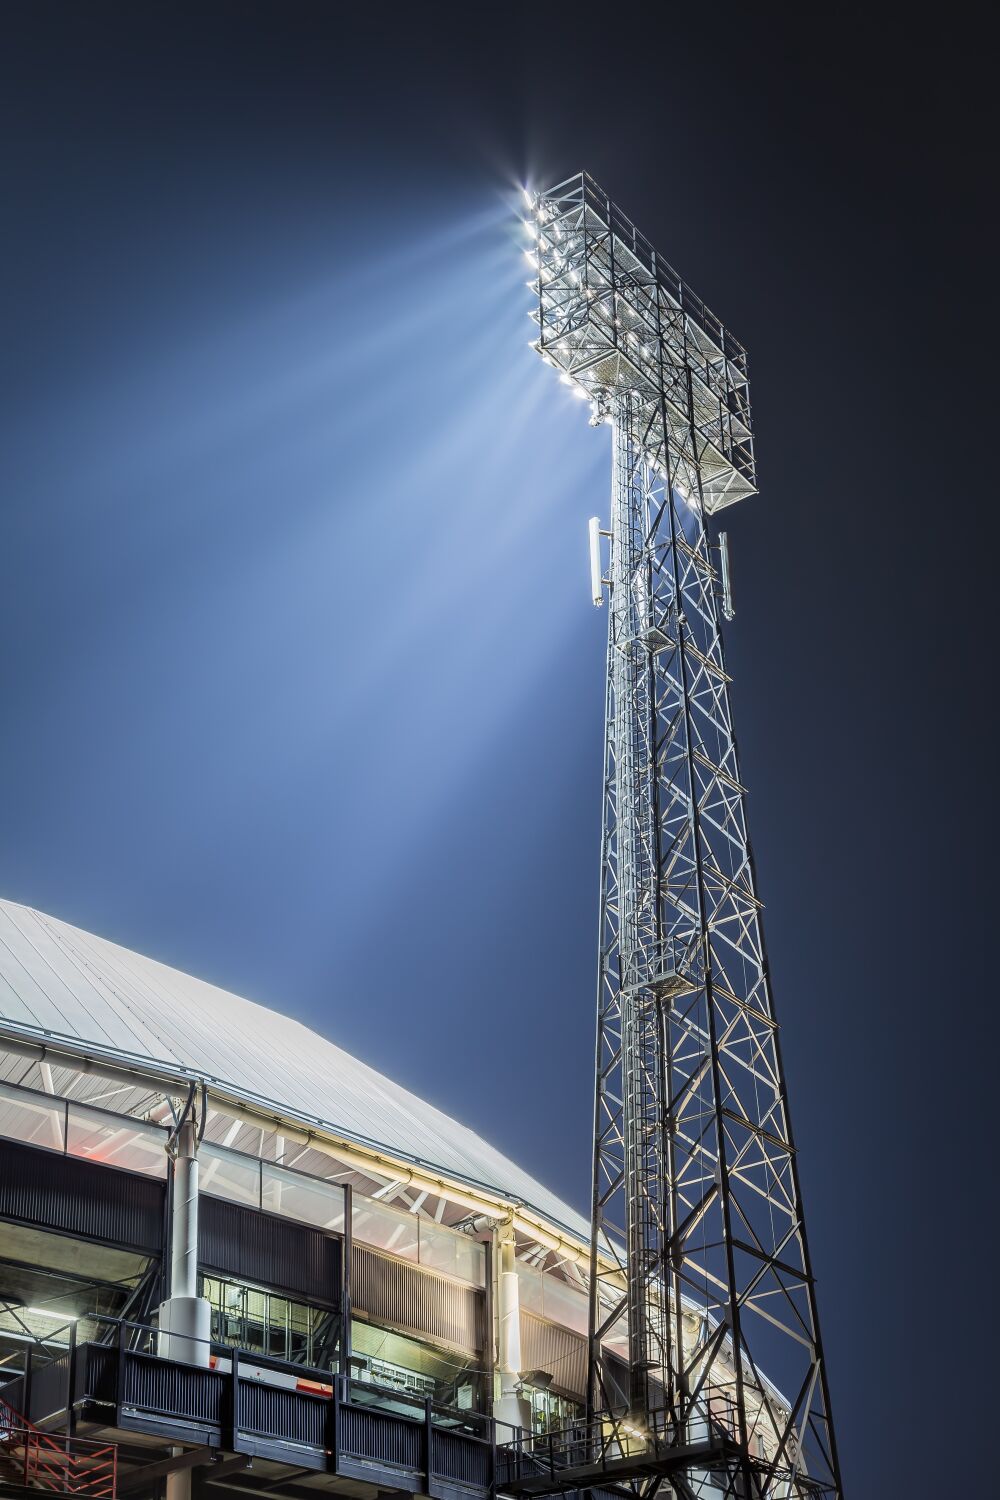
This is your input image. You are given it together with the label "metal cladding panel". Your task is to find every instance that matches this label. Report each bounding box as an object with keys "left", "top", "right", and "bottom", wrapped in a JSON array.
[
  {"left": 519, "top": 1311, "right": 586, "bottom": 1399},
  {"left": 0, "top": 898, "right": 591, "bottom": 1250},
  {"left": 351, "top": 1244, "right": 484, "bottom": 1355},
  {"left": 0, "top": 1138, "right": 164, "bottom": 1254},
  {"left": 433, "top": 1426, "right": 491, "bottom": 1487},
  {"left": 239, "top": 1381, "right": 327, "bottom": 1445},
  {"left": 340, "top": 1402, "right": 422, "bottom": 1468},
  {"left": 199, "top": 1194, "right": 341, "bottom": 1307},
  {"left": 123, "top": 1350, "right": 225, "bottom": 1424}
]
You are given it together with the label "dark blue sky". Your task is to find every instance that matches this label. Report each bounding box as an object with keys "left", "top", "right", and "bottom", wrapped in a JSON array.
[{"left": 1, "top": 6, "right": 991, "bottom": 1493}]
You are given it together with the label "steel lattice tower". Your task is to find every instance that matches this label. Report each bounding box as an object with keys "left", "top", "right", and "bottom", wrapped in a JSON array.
[{"left": 522, "top": 175, "right": 843, "bottom": 1500}]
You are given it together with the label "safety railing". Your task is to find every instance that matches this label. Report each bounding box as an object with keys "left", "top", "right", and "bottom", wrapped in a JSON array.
[
  {"left": 495, "top": 1394, "right": 839, "bottom": 1500},
  {"left": 0, "top": 1397, "right": 118, "bottom": 1497},
  {"left": 0, "top": 1315, "right": 492, "bottom": 1497},
  {"left": 495, "top": 1393, "right": 730, "bottom": 1489},
  {"left": 341, "top": 1377, "right": 494, "bottom": 1490}
]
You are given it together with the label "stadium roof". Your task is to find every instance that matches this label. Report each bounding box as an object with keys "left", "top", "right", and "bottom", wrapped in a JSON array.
[{"left": 0, "top": 897, "right": 590, "bottom": 1246}]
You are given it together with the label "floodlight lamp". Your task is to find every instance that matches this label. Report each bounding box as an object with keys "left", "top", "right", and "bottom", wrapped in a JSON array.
[{"left": 622, "top": 1423, "right": 648, "bottom": 1441}]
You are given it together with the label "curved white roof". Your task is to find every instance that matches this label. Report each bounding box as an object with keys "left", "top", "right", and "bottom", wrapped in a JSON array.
[{"left": 0, "top": 897, "right": 589, "bottom": 1244}]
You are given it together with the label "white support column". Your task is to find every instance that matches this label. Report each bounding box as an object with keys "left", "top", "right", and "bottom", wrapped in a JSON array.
[
  {"left": 493, "top": 1222, "right": 531, "bottom": 1434},
  {"left": 159, "top": 1117, "right": 212, "bottom": 1500},
  {"left": 159, "top": 1117, "right": 211, "bottom": 1363}
]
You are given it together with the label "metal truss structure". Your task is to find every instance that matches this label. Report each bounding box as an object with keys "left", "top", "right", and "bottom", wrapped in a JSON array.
[{"left": 523, "top": 174, "right": 843, "bottom": 1499}]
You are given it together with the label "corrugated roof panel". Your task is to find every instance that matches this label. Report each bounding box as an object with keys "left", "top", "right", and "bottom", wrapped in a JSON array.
[{"left": 0, "top": 898, "right": 590, "bottom": 1244}]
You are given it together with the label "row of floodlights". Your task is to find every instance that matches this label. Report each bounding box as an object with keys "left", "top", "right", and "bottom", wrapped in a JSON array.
[
  {"left": 522, "top": 189, "right": 603, "bottom": 420},
  {"left": 520, "top": 188, "right": 677, "bottom": 489},
  {"left": 523, "top": 193, "right": 593, "bottom": 416},
  {"left": 522, "top": 197, "right": 665, "bottom": 371}
]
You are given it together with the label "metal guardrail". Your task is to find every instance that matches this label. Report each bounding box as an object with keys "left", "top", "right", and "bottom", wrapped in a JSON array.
[
  {"left": 495, "top": 1396, "right": 837, "bottom": 1500},
  {"left": 0, "top": 1399, "right": 117, "bottom": 1497},
  {"left": 0, "top": 1314, "right": 492, "bottom": 1497}
]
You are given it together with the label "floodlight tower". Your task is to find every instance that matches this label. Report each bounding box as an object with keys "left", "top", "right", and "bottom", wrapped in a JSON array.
[{"left": 521, "top": 175, "right": 842, "bottom": 1499}]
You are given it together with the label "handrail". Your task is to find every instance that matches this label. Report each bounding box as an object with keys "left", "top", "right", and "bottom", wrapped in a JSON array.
[
  {"left": 3, "top": 1310, "right": 490, "bottom": 1440},
  {"left": 0, "top": 1319, "right": 499, "bottom": 1494},
  {"left": 0, "top": 1399, "right": 118, "bottom": 1498}
]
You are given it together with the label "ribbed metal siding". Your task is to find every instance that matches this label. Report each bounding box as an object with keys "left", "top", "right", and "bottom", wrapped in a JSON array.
[
  {"left": 432, "top": 1426, "right": 492, "bottom": 1486},
  {"left": 0, "top": 1139, "right": 164, "bottom": 1253},
  {"left": 340, "top": 1403, "right": 422, "bottom": 1469},
  {"left": 519, "top": 1311, "right": 586, "bottom": 1398},
  {"left": 199, "top": 1194, "right": 341, "bottom": 1307},
  {"left": 122, "top": 1351, "right": 224, "bottom": 1424},
  {"left": 239, "top": 1381, "right": 327, "bottom": 1445},
  {"left": 351, "top": 1244, "right": 484, "bottom": 1354}
]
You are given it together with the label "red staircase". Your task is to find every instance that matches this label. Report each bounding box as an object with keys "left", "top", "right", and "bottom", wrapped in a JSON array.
[{"left": 0, "top": 1397, "right": 117, "bottom": 1498}]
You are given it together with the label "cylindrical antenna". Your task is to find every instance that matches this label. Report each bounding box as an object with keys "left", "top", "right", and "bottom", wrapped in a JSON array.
[
  {"left": 719, "top": 530, "right": 735, "bottom": 621},
  {"left": 589, "top": 516, "right": 604, "bottom": 607}
]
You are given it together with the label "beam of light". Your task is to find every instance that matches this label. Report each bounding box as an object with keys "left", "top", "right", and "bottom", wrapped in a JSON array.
[{"left": 0, "top": 186, "right": 610, "bottom": 1080}]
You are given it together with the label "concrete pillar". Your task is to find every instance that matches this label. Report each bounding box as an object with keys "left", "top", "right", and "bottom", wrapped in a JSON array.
[
  {"left": 493, "top": 1222, "right": 531, "bottom": 1435},
  {"left": 166, "top": 1464, "right": 194, "bottom": 1500}
]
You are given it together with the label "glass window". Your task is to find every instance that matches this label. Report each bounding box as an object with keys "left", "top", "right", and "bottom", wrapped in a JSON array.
[
  {"left": 351, "top": 1195, "right": 482, "bottom": 1283},
  {"left": 417, "top": 1220, "right": 458, "bottom": 1278},
  {"left": 516, "top": 1267, "right": 545, "bottom": 1316},
  {"left": 66, "top": 1101, "right": 168, "bottom": 1178},
  {"left": 352, "top": 1197, "right": 419, "bottom": 1262},
  {"left": 200, "top": 1144, "right": 261, "bottom": 1206},
  {"left": 0, "top": 1081, "right": 65, "bottom": 1153},
  {"left": 350, "top": 1319, "right": 484, "bottom": 1414},
  {"left": 417, "top": 1221, "right": 484, "bottom": 1285},
  {"left": 261, "top": 1161, "right": 345, "bottom": 1232},
  {"left": 521, "top": 1383, "right": 584, "bottom": 1436},
  {"left": 541, "top": 1277, "right": 588, "bottom": 1335},
  {"left": 452, "top": 1235, "right": 485, "bottom": 1287},
  {"left": 200, "top": 1275, "right": 339, "bottom": 1371}
]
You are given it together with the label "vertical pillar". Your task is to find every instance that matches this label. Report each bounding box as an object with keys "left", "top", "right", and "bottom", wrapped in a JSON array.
[
  {"left": 339, "top": 1183, "right": 353, "bottom": 1378},
  {"left": 158, "top": 1118, "right": 212, "bottom": 1500},
  {"left": 159, "top": 1119, "right": 210, "bottom": 1356},
  {"left": 492, "top": 1222, "right": 530, "bottom": 1434}
]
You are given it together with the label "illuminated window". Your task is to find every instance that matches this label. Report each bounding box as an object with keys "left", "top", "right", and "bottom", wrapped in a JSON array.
[
  {"left": 349, "top": 1318, "right": 484, "bottom": 1412},
  {"left": 200, "top": 1275, "right": 338, "bottom": 1370},
  {"left": 520, "top": 1384, "right": 584, "bottom": 1436}
]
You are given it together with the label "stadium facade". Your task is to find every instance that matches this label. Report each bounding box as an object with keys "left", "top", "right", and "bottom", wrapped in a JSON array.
[{"left": 0, "top": 897, "right": 786, "bottom": 1500}]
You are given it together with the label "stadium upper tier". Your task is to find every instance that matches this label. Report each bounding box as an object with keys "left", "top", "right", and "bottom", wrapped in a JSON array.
[{"left": 0, "top": 897, "right": 589, "bottom": 1247}]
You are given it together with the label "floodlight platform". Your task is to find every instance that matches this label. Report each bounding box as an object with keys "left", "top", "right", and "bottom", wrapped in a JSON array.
[{"left": 526, "top": 173, "right": 756, "bottom": 512}]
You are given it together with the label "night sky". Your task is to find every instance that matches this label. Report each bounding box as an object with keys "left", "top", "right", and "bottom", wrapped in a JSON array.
[{"left": 1, "top": 5, "right": 991, "bottom": 1493}]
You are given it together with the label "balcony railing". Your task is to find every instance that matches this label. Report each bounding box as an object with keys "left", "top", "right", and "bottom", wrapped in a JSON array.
[
  {"left": 495, "top": 1397, "right": 836, "bottom": 1499},
  {"left": 0, "top": 1316, "right": 492, "bottom": 1500},
  {"left": 0, "top": 1399, "right": 118, "bottom": 1497}
]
